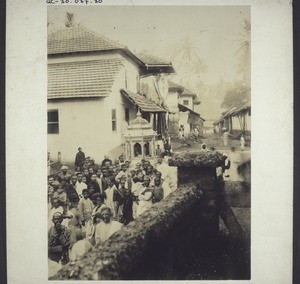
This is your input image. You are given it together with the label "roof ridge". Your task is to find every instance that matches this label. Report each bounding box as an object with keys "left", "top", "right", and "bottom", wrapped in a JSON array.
[
  {"left": 79, "top": 26, "right": 125, "bottom": 49},
  {"left": 48, "top": 26, "right": 125, "bottom": 48},
  {"left": 48, "top": 26, "right": 127, "bottom": 55}
]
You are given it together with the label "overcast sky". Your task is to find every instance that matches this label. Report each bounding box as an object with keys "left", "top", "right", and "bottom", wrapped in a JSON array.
[{"left": 48, "top": 5, "right": 250, "bottom": 85}]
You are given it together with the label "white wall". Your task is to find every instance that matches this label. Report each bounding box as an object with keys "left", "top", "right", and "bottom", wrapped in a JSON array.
[
  {"left": 232, "top": 115, "right": 241, "bottom": 131},
  {"left": 179, "top": 95, "right": 194, "bottom": 110},
  {"left": 165, "top": 91, "right": 179, "bottom": 113},
  {"left": 47, "top": 52, "right": 142, "bottom": 164},
  {"left": 48, "top": 98, "right": 107, "bottom": 164},
  {"left": 232, "top": 112, "right": 251, "bottom": 132},
  {"left": 178, "top": 111, "right": 190, "bottom": 135}
]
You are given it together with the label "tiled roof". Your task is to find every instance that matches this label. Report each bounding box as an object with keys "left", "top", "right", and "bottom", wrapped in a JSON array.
[
  {"left": 136, "top": 53, "right": 172, "bottom": 66},
  {"left": 178, "top": 103, "right": 205, "bottom": 121},
  {"left": 48, "top": 27, "right": 125, "bottom": 55},
  {"left": 48, "top": 58, "right": 124, "bottom": 99},
  {"left": 232, "top": 102, "right": 251, "bottom": 115},
  {"left": 181, "top": 87, "right": 197, "bottom": 99},
  {"left": 168, "top": 81, "right": 184, "bottom": 93},
  {"left": 121, "top": 89, "right": 166, "bottom": 113}
]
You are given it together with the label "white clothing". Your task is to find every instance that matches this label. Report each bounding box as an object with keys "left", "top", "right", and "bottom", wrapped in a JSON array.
[
  {"left": 240, "top": 137, "right": 245, "bottom": 151},
  {"left": 69, "top": 239, "right": 93, "bottom": 261},
  {"left": 216, "top": 166, "right": 223, "bottom": 177},
  {"left": 223, "top": 132, "right": 230, "bottom": 146},
  {"left": 156, "top": 162, "right": 173, "bottom": 198},
  {"left": 105, "top": 185, "right": 116, "bottom": 216},
  {"left": 136, "top": 190, "right": 153, "bottom": 217},
  {"left": 115, "top": 170, "right": 130, "bottom": 188},
  {"left": 131, "top": 181, "right": 144, "bottom": 197},
  {"left": 95, "top": 221, "right": 122, "bottom": 244},
  {"left": 156, "top": 163, "right": 169, "bottom": 181},
  {"left": 48, "top": 206, "right": 73, "bottom": 228},
  {"left": 85, "top": 219, "right": 95, "bottom": 240},
  {"left": 75, "top": 181, "right": 87, "bottom": 197}
]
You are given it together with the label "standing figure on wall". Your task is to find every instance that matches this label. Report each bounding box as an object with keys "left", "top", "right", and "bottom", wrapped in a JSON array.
[{"left": 75, "top": 147, "right": 85, "bottom": 171}]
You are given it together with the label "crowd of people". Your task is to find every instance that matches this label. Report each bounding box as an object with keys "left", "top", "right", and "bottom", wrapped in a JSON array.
[{"left": 48, "top": 148, "right": 177, "bottom": 277}]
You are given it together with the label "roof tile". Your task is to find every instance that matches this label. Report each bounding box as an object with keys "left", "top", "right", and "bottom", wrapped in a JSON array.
[
  {"left": 136, "top": 53, "right": 172, "bottom": 66},
  {"left": 48, "top": 58, "right": 124, "bottom": 99},
  {"left": 48, "top": 27, "right": 124, "bottom": 55},
  {"left": 121, "top": 89, "right": 166, "bottom": 113}
]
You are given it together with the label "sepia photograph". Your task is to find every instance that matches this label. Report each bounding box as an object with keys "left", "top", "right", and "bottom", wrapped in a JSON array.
[
  {"left": 46, "top": 5, "right": 251, "bottom": 280},
  {"left": 5, "top": 0, "right": 294, "bottom": 283}
]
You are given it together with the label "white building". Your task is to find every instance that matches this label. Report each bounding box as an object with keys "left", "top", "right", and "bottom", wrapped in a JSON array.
[
  {"left": 166, "top": 81, "right": 204, "bottom": 137},
  {"left": 47, "top": 27, "right": 174, "bottom": 164}
]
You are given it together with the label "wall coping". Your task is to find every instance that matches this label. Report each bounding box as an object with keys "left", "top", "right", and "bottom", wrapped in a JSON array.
[{"left": 168, "top": 151, "right": 225, "bottom": 168}]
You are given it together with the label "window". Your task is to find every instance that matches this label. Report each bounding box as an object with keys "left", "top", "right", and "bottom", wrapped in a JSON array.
[
  {"left": 48, "top": 110, "right": 59, "bottom": 134},
  {"left": 125, "top": 108, "right": 130, "bottom": 124},
  {"left": 183, "top": 100, "right": 189, "bottom": 106},
  {"left": 112, "top": 109, "right": 117, "bottom": 131}
]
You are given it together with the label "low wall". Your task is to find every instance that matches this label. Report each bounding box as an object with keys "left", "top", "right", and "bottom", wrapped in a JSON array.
[
  {"left": 52, "top": 178, "right": 218, "bottom": 280},
  {"left": 51, "top": 152, "right": 237, "bottom": 280}
]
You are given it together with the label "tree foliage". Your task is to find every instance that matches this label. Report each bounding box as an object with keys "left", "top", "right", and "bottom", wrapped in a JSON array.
[
  {"left": 65, "top": 12, "right": 76, "bottom": 28},
  {"left": 170, "top": 35, "right": 207, "bottom": 89},
  {"left": 221, "top": 82, "right": 250, "bottom": 109},
  {"left": 235, "top": 19, "right": 251, "bottom": 82}
]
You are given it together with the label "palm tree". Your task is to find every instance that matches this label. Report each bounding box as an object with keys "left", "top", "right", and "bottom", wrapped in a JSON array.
[
  {"left": 235, "top": 19, "right": 251, "bottom": 82},
  {"left": 65, "top": 12, "right": 76, "bottom": 28},
  {"left": 171, "top": 32, "right": 207, "bottom": 88}
]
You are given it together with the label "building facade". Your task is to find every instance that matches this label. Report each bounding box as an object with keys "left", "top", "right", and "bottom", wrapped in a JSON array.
[{"left": 47, "top": 27, "right": 174, "bottom": 164}]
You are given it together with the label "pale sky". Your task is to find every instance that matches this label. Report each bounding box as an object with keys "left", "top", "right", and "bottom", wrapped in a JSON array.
[{"left": 48, "top": 5, "right": 250, "bottom": 86}]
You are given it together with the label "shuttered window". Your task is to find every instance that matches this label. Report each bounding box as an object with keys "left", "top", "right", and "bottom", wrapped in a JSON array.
[{"left": 48, "top": 110, "right": 59, "bottom": 134}]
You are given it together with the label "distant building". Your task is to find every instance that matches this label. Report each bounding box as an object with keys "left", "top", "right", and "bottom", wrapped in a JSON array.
[
  {"left": 214, "top": 102, "right": 251, "bottom": 138},
  {"left": 47, "top": 27, "right": 174, "bottom": 164},
  {"left": 203, "top": 120, "right": 215, "bottom": 135},
  {"left": 166, "top": 81, "right": 204, "bottom": 137}
]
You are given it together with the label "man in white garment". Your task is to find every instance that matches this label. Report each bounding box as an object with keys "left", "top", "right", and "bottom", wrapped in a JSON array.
[
  {"left": 95, "top": 206, "right": 122, "bottom": 244},
  {"left": 75, "top": 173, "right": 87, "bottom": 198},
  {"left": 155, "top": 157, "right": 172, "bottom": 198}
]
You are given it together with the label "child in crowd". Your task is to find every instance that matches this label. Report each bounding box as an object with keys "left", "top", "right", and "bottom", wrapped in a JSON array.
[
  {"left": 53, "top": 185, "right": 68, "bottom": 207},
  {"left": 78, "top": 189, "right": 94, "bottom": 227},
  {"left": 152, "top": 177, "right": 164, "bottom": 203}
]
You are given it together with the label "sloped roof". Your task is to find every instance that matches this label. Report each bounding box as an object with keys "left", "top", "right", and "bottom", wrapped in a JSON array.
[
  {"left": 232, "top": 102, "right": 251, "bottom": 115},
  {"left": 48, "top": 27, "right": 125, "bottom": 55},
  {"left": 221, "top": 106, "right": 237, "bottom": 118},
  {"left": 48, "top": 58, "right": 124, "bottom": 99},
  {"left": 137, "top": 53, "right": 172, "bottom": 66},
  {"left": 136, "top": 53, "right": 175, "bottom": 74},
  {"left": 181, "top": 87, "right": 197, "bottom": 99},
  {"left": 168, "top": 81, "right": 184, "bottom": 93},
  {"left": 121, "top": 89, "right": 166, "bottom": 113},
  {"left": 178, "top": 103, "right": 205, "bottom": 121}
]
